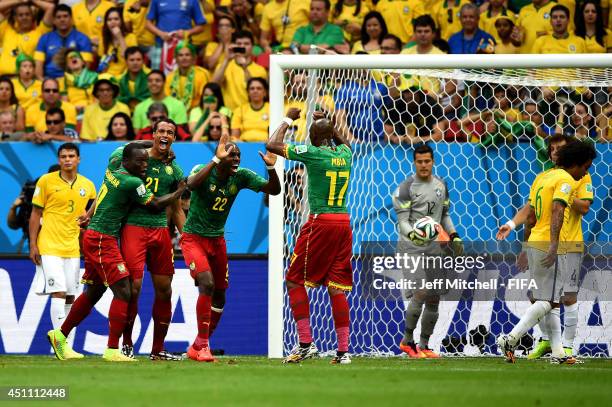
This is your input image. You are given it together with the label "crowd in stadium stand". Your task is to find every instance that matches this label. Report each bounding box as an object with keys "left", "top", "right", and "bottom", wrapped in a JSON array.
[{"left": 0, "top": 0, "right": 610, "bottom": 144}]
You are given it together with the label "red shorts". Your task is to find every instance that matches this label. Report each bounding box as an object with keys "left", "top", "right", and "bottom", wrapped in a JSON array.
[
  {"left": 286, "top": 213, "right": 353, "bottom": 291},
  {"left": 180, "top": 233, "right": 229, "bottom": 290},
  {"left": 120, "top": 224, "right": 175, "bottom": 280},
  {"left": 81, "top": 229, "right": 130, "bottom": 286}
]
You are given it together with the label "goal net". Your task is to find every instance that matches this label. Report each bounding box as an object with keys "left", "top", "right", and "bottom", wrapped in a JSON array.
[{"left": 268, "top": 55, "right": 612, "bottom": 358}]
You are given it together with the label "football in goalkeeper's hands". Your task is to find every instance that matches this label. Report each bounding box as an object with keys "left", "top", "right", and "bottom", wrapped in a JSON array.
[{"left": 412, "top": 217, "right": 440, "bottom": 243}]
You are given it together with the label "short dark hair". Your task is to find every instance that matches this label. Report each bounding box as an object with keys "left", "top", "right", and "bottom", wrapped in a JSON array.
[
  {"left": 247, "top": 77, "right": 269, "bottom": 102},
  {"left": 413, "top": 14, "right": 436, "bottom": 31},
  {"left": 152, "top": 118, "right": 177, "bottom": 134},
  {"left": 54, "top": 4, "right": 72, "bottom": 16},
  {"left": 313, "top": 0, "right": 331, "bottom": 10},
  {"left": 58, "top": 142, "right": 80, "bottom": 157},
  {"left": 382, "top": 34, "right": 402, "bottom": 51},
  {"left": 148, "top": 69, "right": 166, "bottom": 81},
  {"left": 124, "top": 46, "right": 144, "bottom": 60},
  {"left": 546, "top": 133, "right": 575, "bottom": 159},
  {"left": 556, "top": 140, "right": 597, "bottom": 168},
  {"left": 413, "top": 144, "right": 434, "bottom": 160},
  {"left": 122, "top": 142, "right": 145, "bottom": 161},
  {"left": 551, "top": 4, "right": 570, "bottom": 18},
  {"left": 218, "top": 15, "right": 236, "bottom": 28},
  {"left": 232, "top": 30, "right": 254, "bottom": 44},
  {"left": 46, "top": 107, "right": 65, "bottom": 122}
]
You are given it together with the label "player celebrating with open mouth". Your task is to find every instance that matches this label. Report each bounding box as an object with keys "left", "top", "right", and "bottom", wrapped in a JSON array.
[{"left": 182, "top": 134, "right": 281, "bottom": 362}]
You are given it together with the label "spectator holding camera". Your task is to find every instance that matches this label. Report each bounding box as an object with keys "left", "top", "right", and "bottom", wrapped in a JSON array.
[
  {"left": 211, "top": 30, "right": 268, "bottom": 110},
  {"left": 204, "top": 16, "right": 236, "bottom": 71},
  {"left": 260, "top": 0, "right": 310, "bottom": 53}
]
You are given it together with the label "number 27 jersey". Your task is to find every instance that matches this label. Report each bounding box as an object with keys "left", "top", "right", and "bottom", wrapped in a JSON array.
[{"left": 285, "top": 144, "right": 352, "bottom": 214}]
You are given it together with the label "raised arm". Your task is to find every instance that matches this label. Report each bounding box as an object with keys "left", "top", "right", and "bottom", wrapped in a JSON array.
[
  {"left": 265, "top": 107, "right": 301, "bottom": 156},
  {"left": 187, "top": 134, "right": 232, "bottom": 190},
  {"left": 257, "top": 150, "right": 281, "bottom": 196}
]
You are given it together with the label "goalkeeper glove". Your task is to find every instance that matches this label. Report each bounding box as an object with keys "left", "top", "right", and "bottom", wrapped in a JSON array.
[
  {"left": 408, "top": 230, "right": 427, "bottom": 246},
  {"left": 449, "top": 233, "right": 464, "bottom": 256}
]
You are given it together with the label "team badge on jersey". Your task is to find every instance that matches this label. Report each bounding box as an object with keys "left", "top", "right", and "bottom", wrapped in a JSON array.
[
  {"left": 569, "top": 44, "right": 576, "bottom": 53},
  {"left": 165, "top": 166, "right": 173, "bottom": 175},
  {"left": 96, "top": 16, "right": 103, "bottom": 23},
  {"left": 48, "top": 278, "right": 55, "bottom": 287},
  {"left": 295, "top": 145, "right": 308, "bottom": 154},
  {"left": 586, "top": 183, "right": 593, "bottom": 192},
  {"left": 262, "top": 114, "right": 269, "bottom": 121},
  {"left": 32, "top": 90, "right": 38, "bottom": 97},
  {"left": 118, "top": 264, "right": 127, "bottom": 274},
  {"left": 403, "top": 6, "right": 409, "bottom": 13},
  {"left": 544, "top": 13, "right": 550, "bottom": 19},
  {"left": 210, "top": 184, "right": 216, "bottom": 192},
  {"left": 79, "top": 188, "right": 86, "bottom": 197},
  {"left": 189, "top": 261, "right": 196, "bottom": 271},
  {"left": 229, "top": 184, "right": 238, "bottom": 195},
  {"left": 436, "top": 188, "right": 442, "bottom": 198}
]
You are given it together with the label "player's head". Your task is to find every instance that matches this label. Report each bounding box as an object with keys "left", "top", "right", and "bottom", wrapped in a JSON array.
[
  {"left": 413, "top": 144, "right": 434, "bottom": 179},
  {"left": 152, "top": 118, "right": 177, "bottom": 155},
  {"left": 219, "top": 142, "right": 241, "bottom": 175},
  {"left": 122, "top": 143, "right": 149, "bottom": 179},
  {"left": 556, "top": 140, "right": 596, "bottom": 180},
  {"left": 547, "top": 134, "right": 575, "bottom": 164},
  {"left": 57, "top": 142, "right": 80, "bottom": 172},
  {"left": 309, "top": 116, "right": 333, "bottom": 147}
]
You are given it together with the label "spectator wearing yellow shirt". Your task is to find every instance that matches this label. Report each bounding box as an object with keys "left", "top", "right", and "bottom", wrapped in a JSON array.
[
  {"left": 574, "top": 0, "right": 612, "bottom": 53},
  {"left": 12, "top": 54, "right": 42, "bottom": 111},
  {"left": 260, "top": 0, "right": 310, "bottom": 52},
  {"left": 72, "top": 0, "right": 115, "bottom": 53},
  {"left": 494, "top": 15, "right": 521, "bottom": 54},
  {"left": 479, "top": 0, "right": 515, "bottom": 43},
  {"left": 433, "top": 0, "right": 471, "bottom": 41},
  {"left": 58, "top": 49, "right": 98, "bottom": 113},
  {"left": 0, "top": 77, "right": 25, "bottom": 131},
  {"left": 165, "top": 41, "right": 211, "bottom": 113},
  {"left": 231, "top": 77, "right": 270, "bottom": 142},
  {"left": 331, "top": 0, "right": 370, "bottom": 43},
  {"left": 0, "top": 0, "right": 54, "bottom": 76},
  {"left": 123, "top": 0, "right": 156, "bottom": 49},
  {"left": 98, "top": 7, "right": 138, "bottom": 76},
  {"left": 26, "top": 78, "right": 77, "bottom": 133},
  {"left": 211, "top": 30, "right": 268, "bottom": 111},
  {"left": 351, "top": 11, "right": 387, "bottom": 53},
  {"left": 532, "top": 5, "right": 587, "bottom": 54},
  {"left": 375, "top": 0, "right": 423, "bottom": 43},
  {"left": 204, "top": 16, "right": 236, "bottom": 71},
  {"left": 80, "top": 76, "right": 130, "bottom": 141},
  {"left": 516, "top": 0, "right": 555, "bottom": 54},
  {"left": 118, "top": 47, "right": 151, "bottom": 111}
]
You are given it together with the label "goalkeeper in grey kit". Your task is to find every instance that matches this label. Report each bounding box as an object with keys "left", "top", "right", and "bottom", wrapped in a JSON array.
[{"left": 391, "top": 144, "right": 463, "bottom": 358}]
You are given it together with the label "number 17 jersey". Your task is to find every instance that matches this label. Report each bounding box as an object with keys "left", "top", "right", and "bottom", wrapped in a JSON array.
[{"left": 285, "top": 144, "right": 352, "bottom": 214}]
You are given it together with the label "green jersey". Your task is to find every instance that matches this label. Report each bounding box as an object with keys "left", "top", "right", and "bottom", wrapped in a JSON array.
[
  {"left": 108, "top": 147, "right": 183, "bottom": 228},
  {"left": 183, "top": 166, "right": 267, "bottom": 237},
  {"left": 88, "top": 167, "right": 154, "bottom": 237},
  {"left": 285, "top": 144, "right": 352, "bottom": 214}
]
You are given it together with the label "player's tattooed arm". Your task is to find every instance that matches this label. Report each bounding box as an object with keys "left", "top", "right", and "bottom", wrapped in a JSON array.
[
  {"left": 149, "top": 180, "right": 187, "bottom": 211},
  {"left": 542, "top": 201, "right": 566, "bottom": 267},
  {"left": 265, "top": 108, "right": 301, "bottom": 157}
]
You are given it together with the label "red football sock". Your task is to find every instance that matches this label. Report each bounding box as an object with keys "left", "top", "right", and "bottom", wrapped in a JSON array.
[
  {"left": 61, "top": 293, "right": 93, "bottom": 338},
  {"left": 288, "top": 286, "right": 312, "bottom": 344},
  {"left": 107, "top": 298, "right": 129, "bottom": 349},
  {"left": 330, "top": 292, "right": 350, "bottom": 353},
  {"left": 209, "top": 307, "right": 223, "bottom": 338},
  {"left": 122, "top": 296, "right": 139, "bottom": 347},
  {"left": 193, "top": 294, "right": 211, "bottom": 350},
  {"left": 152, "top": 298, "right": 172, "bottom": 354}
]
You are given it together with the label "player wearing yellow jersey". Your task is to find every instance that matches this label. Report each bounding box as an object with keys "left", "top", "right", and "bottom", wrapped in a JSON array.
[
  {"left": 496, "top": 140, "right": 596, "bottom": 365},
  {"left": 29, "top": 143, "right": 96, "bottom": 358}
]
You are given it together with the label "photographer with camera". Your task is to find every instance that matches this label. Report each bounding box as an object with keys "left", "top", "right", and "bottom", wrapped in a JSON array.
[{"left": 211, "top": 30, "right": 268, "bottom": 111}]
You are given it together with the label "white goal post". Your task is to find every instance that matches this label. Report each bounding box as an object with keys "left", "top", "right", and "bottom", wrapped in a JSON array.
[{"left": 267, "top": 54, "right": 612, "bottom": 359}]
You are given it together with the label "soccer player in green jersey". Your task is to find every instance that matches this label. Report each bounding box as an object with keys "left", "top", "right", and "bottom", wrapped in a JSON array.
[
  {"left": 181, "top": 134, "right": 281, "bottom": 362},
  {"left": 47, "top": 143, "right": 186, "bottom": 362},
  {"left": 266, "top": 108, "right": 354, "bottom": 364},
  {"left": 106, "top": 119, "right": 186, "bottom": 361}
]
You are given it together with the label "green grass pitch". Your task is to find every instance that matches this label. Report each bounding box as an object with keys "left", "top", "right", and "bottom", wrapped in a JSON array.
[{"left": 1, "top": 356, "right": 611, "bottom": 406}]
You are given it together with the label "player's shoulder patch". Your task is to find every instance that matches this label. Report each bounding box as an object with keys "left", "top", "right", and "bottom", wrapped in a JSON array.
[
  {"left": 560, "top": 183, "right": 572, "bottom": 194},
  {"left": 294, "top": 145, "right": 308, "bottom": 154},
  {"left": 190, "top": 164, "right": 204, "bottom": 176},
  {"left": 136, "top": 183, "right": 147, "bottom": 197},
  {"left": 585, "top": 183, "right": 593, "bottom": 193}
]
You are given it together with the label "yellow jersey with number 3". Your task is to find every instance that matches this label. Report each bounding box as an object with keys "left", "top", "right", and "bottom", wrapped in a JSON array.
[
  {"left": 528, "top": 168, "right": 576, "bottom": 251},
  {"left": 32, "top": 171, "right": 96, "bottom": 257},
  {"left": 564, "top": 173, "right": 593, "bottom": 253}
]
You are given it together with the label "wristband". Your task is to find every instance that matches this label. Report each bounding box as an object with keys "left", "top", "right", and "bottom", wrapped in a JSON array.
[
  {"left": 266, "top": 165, "right": 275, "bottom": 170},
  {"left": 282, "top": 117, "right": 293, "bottom": 126},
  {"left": 505, "top": 220, "right": 516, "bottom": 231},
  {"left": 212, "top": 156, "right": 221, "bottom": 164},
  {"left": 221, "top": 124, "right": 229, "bottom": 129},
  {"left": 449, "top": 232, "right": 461, "bottom": 241}
]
